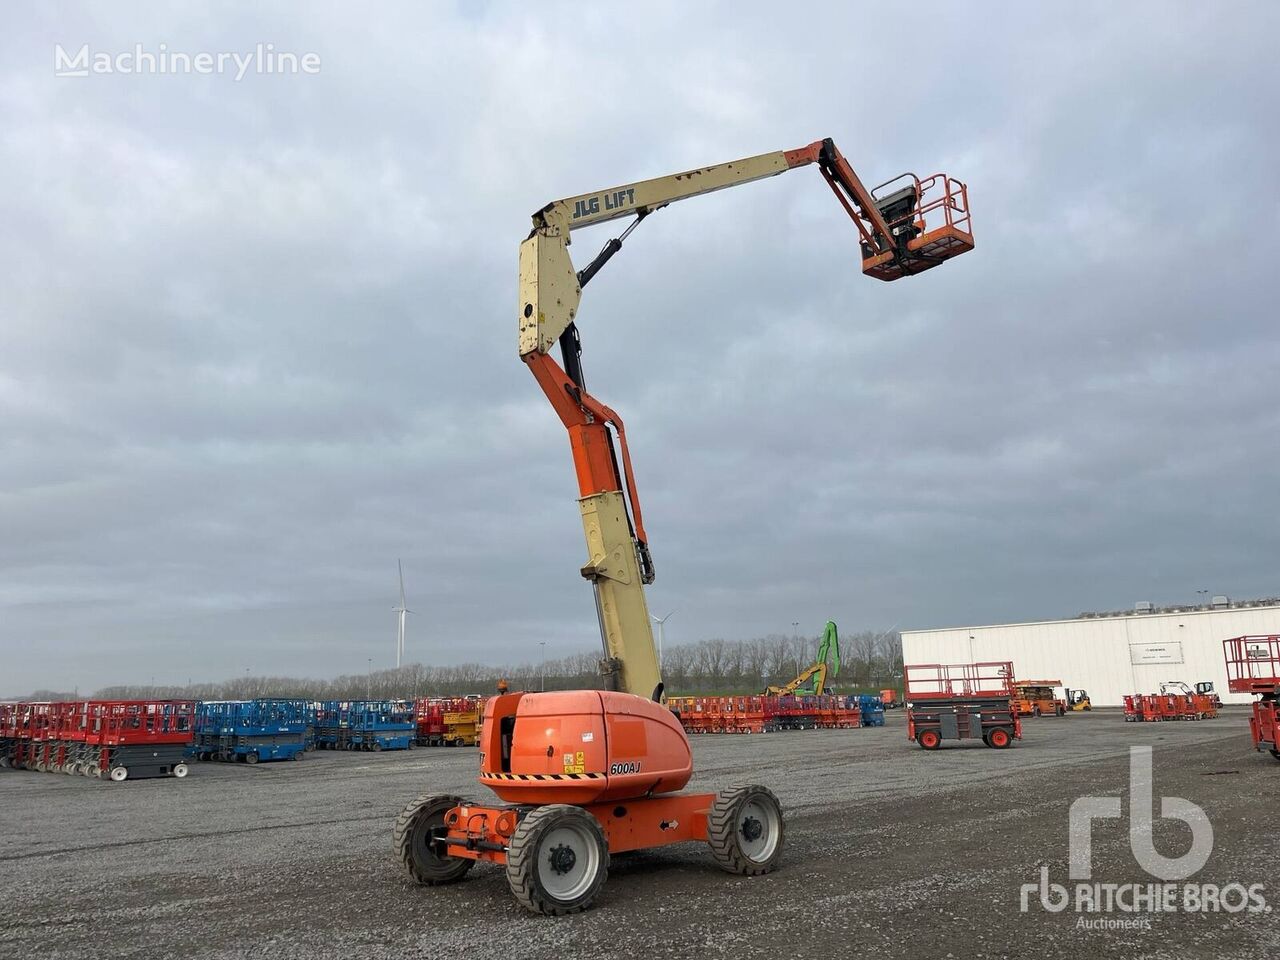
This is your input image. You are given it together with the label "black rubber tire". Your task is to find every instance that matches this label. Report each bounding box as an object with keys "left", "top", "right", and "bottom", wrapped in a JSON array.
[
  {"left": 917, "top": 729, "right": 942, "bottom": 751},
  {"left": 706, "top": 785, "right": 784, "bottom": 876},
  {"left": 394, "top": 794, "right": 474, "bottom": 886},
  {"left": 988, "top": 726, "right": 1014, "bottom": 749},
  {"left": 506, "top": 804, "right": 609, "bottom": 916},
  {"left": 1269, "top": 749, "right": 1280, "bottom": 761}
]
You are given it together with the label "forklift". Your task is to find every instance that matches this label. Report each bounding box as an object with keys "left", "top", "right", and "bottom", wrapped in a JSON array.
[{"left": 1066, "top": 688, "right": 1092, "bottom": 711}]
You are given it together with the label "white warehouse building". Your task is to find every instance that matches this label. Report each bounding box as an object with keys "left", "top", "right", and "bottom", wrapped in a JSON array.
[{"left": 901, "top": 599, "right": 1280, "bottom": 707}]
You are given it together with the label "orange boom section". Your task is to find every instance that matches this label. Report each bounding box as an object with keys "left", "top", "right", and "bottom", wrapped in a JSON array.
[{"left": 478, "top": 691, "right": 692, "bottom": 806}]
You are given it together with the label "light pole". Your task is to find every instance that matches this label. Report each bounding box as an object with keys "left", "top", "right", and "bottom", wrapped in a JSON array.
[
  {"left": 652, "top": 610, "right": 675, "bottom": 671},
  {"left": 539, "top": 641, "right": 547, "bottom": 691},
  {"left": 1196, "top": 589, "right": 1209, "bottom": 607},
  {"left": 367, "top": 658, "right": 373, "bottom": 699}
]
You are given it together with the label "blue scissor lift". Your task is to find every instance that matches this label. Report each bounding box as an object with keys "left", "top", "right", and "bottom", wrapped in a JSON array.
[
  {"left": 315, "top": 700, "right": 415, "bottom": 751},
  {"left": 193, "top": 699, "right": 314, "bottom": 764}
]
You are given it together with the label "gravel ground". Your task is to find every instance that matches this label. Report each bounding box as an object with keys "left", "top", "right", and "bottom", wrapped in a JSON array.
[{"left": 1, "top": 709, "right": 1276, "bottom": 959}]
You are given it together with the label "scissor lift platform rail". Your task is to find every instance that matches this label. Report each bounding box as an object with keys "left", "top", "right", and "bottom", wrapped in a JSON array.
[{"left": 1223, "top": 635, "right": 1280, "bottom": 762}]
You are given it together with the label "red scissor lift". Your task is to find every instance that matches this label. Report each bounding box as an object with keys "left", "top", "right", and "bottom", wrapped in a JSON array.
[
  {"left": 81, "top": 700, "right": 195, "bottom": 781},
  {"left": 0, "top": 701, "right": 17, "bottom": 768},
  {"left": 905, "top": 661, "right": 1021, "bottom": 750},
  {"left": 669, "top": 694, "right": 862, "bottom": 734},
  {"left": 1223, "top": 635, "right": 1280, "bottom": 763},
  {"left": 414, "top": 698, "right": 445, "bottom": 745}
]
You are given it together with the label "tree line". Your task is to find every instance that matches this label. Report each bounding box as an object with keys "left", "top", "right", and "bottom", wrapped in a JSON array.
[{"left": 25, "top": 630, "right": 904, "bottom": 702}]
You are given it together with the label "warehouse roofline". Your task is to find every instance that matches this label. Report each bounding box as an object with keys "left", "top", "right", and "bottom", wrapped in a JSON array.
[{"left": 904, "top": 597, "right": 1280, "bottom": 636}]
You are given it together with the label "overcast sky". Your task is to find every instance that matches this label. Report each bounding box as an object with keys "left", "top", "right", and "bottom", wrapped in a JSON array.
[{"left": 2, "top": 3, "right": 1277, "bottom": 694}]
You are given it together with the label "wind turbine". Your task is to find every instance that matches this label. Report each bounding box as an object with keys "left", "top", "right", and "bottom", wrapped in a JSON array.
[
  {"left": 393, "top": 559, "right": 412, "bottom": 668},
  {"left": 651, "top": 609, "right": 675, "bottom": 670}
]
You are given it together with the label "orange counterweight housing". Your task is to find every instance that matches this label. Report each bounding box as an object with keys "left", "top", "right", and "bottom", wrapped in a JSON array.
[{"left": 477, "top": 690, "right": 692, "bottom": 805}]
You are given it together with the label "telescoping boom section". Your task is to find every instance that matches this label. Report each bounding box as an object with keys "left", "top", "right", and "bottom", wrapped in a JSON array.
[{"left": 519, "top": 141, "right": 972, "bottom": 701}]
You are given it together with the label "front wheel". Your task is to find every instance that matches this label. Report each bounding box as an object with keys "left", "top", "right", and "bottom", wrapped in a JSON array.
[
  {"left": 917, "top": 729, "right": 942, "bottom": 751},
  {"left": 244, "top": 752, "right": 259, "bottom": 765},
  {"left": 1270, "top": 749, "right": 1280, "bottom": 761},
  {"left": 172, "top": 763, "right": 189, "bottom": 779},
  {"left": 707, "top": 784, "right": 784, "bottom": 876},
  {"left": 988, "top": 727, "right": 1014, "bottom": 749},
  {"left": 394, "top": 794, "right": 474, "bottom": 886},
  {"left": 507, "top": 804, "right": 609, "bottom": 916},
  {"left": 109, "top": 766, "right": 128, "bottom": 782}
]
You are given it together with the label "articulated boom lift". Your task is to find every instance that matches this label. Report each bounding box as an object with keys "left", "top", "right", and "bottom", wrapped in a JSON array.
[{"left": 395, "top": 138, "right": 973, "bottom": 915}]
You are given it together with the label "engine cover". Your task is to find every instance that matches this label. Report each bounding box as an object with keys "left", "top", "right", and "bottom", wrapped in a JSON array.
[{"left": 478, "top": 690, "right": 692, "bottom": 805}]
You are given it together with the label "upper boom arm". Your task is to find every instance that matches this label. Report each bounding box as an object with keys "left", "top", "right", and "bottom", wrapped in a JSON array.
[{"left": 519, "top": 138, "right": 970, "bottom": 357}]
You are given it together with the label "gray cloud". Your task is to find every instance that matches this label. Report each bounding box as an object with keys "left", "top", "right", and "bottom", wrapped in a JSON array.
[{"left": 2, "top": 2, "right": 1278, "bottom": 693}]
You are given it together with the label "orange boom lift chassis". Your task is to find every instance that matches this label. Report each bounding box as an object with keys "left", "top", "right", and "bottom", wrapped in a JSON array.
[{"left": 394, "top": 137, "right": 973, "bottom": 914}]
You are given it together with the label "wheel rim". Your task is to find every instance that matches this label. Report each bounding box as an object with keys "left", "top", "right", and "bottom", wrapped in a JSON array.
[
  {"left": 537, "top": 822, "right": 602, "bottom": 901},
  {"left": 411, "top": 808, "right": 455, "bottom": 874},
  {"left": 110, "top": 767, "right": 127, "bottom": 781},
  {"left": 992, "top": 730, "right": 1009, "bottom": 746},
  {"left": 736, "top": 796, "right": 781, "bottom": 863}
]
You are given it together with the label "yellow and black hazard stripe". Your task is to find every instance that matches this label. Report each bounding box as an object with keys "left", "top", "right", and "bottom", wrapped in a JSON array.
[{"left": 481, "top": 772, "right": 606, "bottom": 782}]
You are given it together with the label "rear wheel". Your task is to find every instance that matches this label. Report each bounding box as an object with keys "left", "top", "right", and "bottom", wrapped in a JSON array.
[
  {"left": 1270, "top": 749, "right": 1280, "bottom": 761},
  {"left": 706, "top": 785, "right": 784, "bottom": 876},
  {"left": 988, "top": 727, "right": 1013, "bottom": 749},
  {"left": 506, "top": 804, "right": 609, "bottom": 916},
  {"left": 394, "top": 794, "right": 474, "bottom": 886},
  {"left": 244, "top": 752, "right": 259, "bottom": 765},
  {"left": 172, "top": 763, "right": 189, "bottom": 779},
  {"left": 109, "top": 766, "right": 128, "bottom": 782},
  {"left": 917, "top": 729, "right": 942, "bottom": 751}
]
